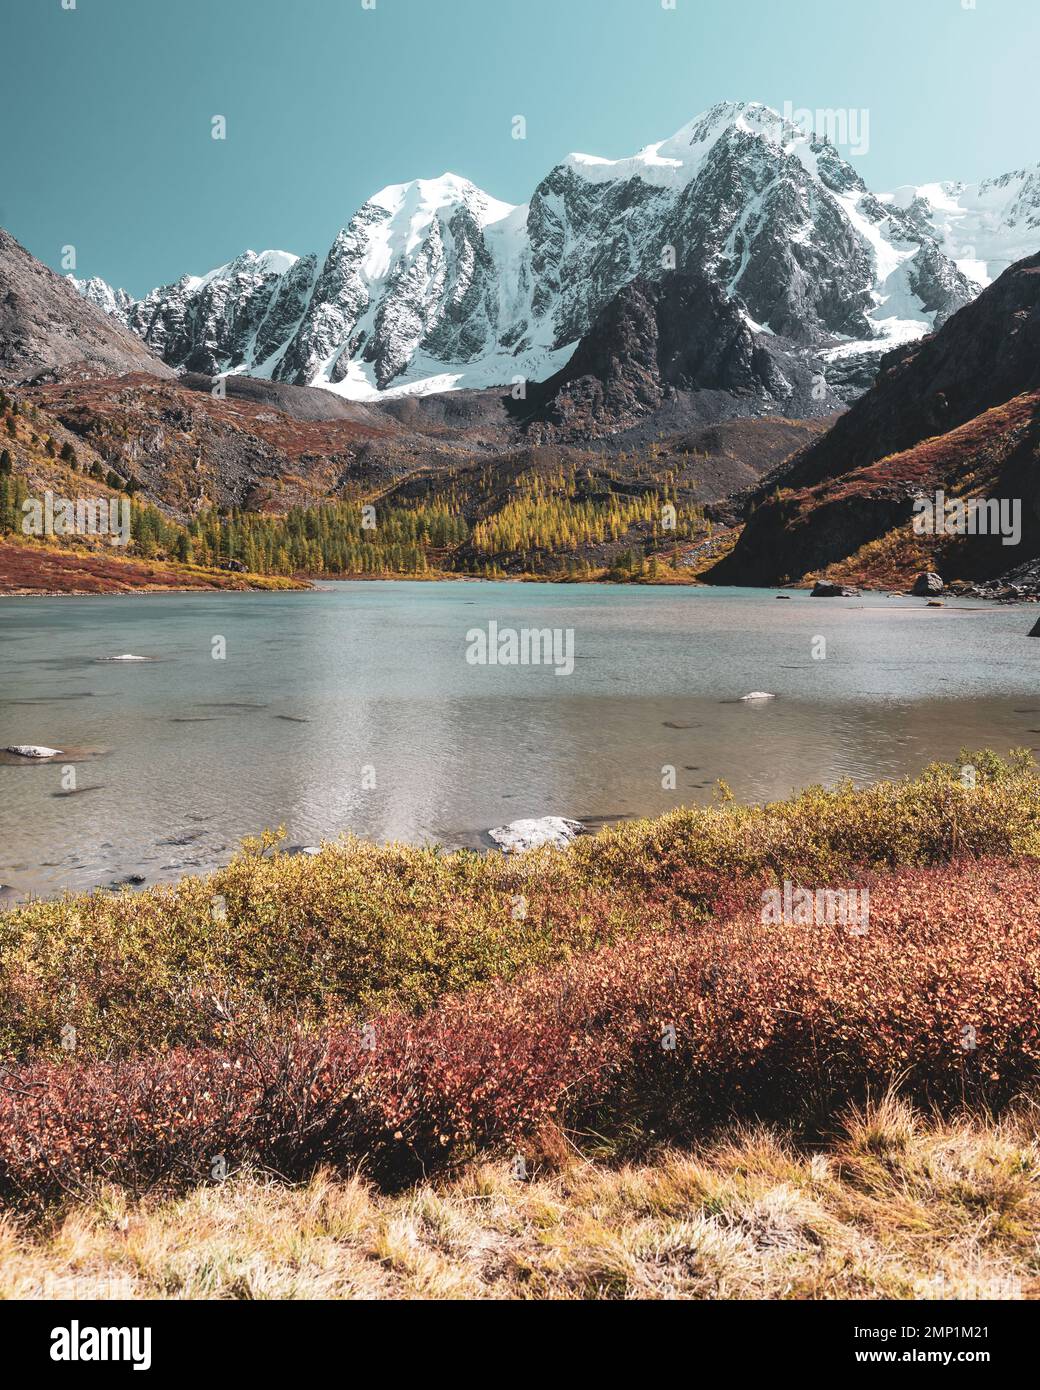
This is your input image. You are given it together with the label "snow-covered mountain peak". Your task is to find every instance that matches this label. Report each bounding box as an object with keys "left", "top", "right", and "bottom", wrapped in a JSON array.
[
  {"left": 561, "top": 101, "right": 800, "bottom": 189},
  {"left": 367, "top": 173, "right": 515, "bottom": 226},
  {"left": 185, "top": 247, "right": 299, "bottom": 292},
  {"left": 659, "top": 99, "right": 794, "bottom": 154},
  {"left": 72, "top": 275, "right": 135, "bottom": 322},
  {"left": 73, "top": 104, "right": 1039, "bottom": 403}
]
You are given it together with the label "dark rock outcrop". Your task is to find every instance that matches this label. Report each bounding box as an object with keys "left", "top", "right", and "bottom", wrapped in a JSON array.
[{"left": 524, "top": 272, "right": 840, "bottom": 440}]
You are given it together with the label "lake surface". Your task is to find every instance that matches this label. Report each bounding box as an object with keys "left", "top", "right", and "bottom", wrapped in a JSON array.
[{"left": 2, "top": 581, "right": 1039, "bottom": 901}]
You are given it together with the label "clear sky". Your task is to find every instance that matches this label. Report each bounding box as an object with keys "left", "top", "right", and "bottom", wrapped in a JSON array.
[{"left": 3, "top": 0, "right": 1037, "bottom": 296}]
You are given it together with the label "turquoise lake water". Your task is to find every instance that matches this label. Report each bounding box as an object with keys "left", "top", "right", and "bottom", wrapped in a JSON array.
[{"left": 1, "top": 581, "right": 1039, "bottom": 899}]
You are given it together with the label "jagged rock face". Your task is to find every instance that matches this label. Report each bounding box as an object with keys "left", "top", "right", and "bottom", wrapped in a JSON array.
[
  {"left": 121, "top": 250, "right": 302, "bottom": 377},
  {"left": 659, "top": 123, "right": 876, "bottom": 343},
  {"left": 76, "top": 277, "right": 135, "bottom": 322},
  {"left": 0, "top": 229, "right": 173, "bottom": 386},
  {"left": 73, "top": 102, "right": 1037, "bottom": 402},
  {"left": 251, "top": 254, "right": 319, "bottom": 369},
  {"left": 271, "top": 178, "right": 512, "bottom": 392},
  {"left": 527, "top": 273, "right": 840, "bottom": 439}
]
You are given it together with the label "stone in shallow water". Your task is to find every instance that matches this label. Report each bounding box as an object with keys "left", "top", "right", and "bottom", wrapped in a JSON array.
[
  {"left": 489, "top": 817, "right": 585, "bottom": 853},
  {"left": 911, "top": 571, "right": 944, "bottom": 597},
  {"left": 739, "top": 692, "right": 776, "bottom": 701},
  {"left": 6, "top": 744, "right": 63, "bottom": 758}
]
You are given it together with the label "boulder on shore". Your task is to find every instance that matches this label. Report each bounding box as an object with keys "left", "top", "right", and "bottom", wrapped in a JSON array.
[
  {"left": 912, "top": 571, "right": 944, "bottom": 596},
  {"left": 810, "top": 580, "right": 856, "bottom": 597},
  {"left": 489, "top": 817, "right": 585, "bottom": 854}
]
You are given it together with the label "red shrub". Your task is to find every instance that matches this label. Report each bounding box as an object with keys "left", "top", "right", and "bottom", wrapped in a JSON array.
[{"left": 2, "top": 859, "right": 1039, "bottom": 1207}]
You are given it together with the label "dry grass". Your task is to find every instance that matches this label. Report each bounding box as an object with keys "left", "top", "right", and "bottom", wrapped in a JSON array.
[{"left": 3, "top": 1095, "right": 1037, "bottom": 1300}]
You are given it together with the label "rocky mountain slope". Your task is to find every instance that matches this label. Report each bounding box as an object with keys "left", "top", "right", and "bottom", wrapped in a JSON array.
[
  {"left": 0, "top": 229, "right": 173, "bottom": 386},
  {"left": 7, "top": 226, "right": 832, "bottom": 519},
  {"left": 74, "top": 102, "right": 1034, "bottom": 403},
  {"left": 707, "top": 253, "right": 1040, "bottom": 590}
]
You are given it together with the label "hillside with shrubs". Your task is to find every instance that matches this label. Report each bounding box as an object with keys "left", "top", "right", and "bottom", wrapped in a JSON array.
[{"left": 2, "top": 752, "right": 1040, "bottom": 1258}]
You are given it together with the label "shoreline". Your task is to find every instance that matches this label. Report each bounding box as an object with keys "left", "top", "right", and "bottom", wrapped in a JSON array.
[
  {"left": 1, "top": 576, "right": 1030, "bottom": 602},
  {"left": 3, "top": 539, "right": 1035, "bottom": 603}
]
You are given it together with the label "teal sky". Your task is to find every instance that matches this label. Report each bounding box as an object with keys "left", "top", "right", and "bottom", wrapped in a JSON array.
[{"left": 3, "top": 0, "right": 1037, "bottom": 296}]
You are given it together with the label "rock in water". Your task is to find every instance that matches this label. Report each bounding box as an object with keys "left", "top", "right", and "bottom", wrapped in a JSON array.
[
  {"left": 96, "top": 654, "right": 151, "bottom": 662},
  {"left": 810, "top": 580, "right": 856, "bottom": 597},
  {"left": 912, "top": 571, "right": 944, "bottom": 596},
  {"left": 5, "top": 744, "right": 63, "bottom": 758},
  {"left": 1028, "top": 616, "right": 1040, "bottom": 637},
  {"left": 740, "top": 692, "right": 776, "bottom": 701},
  {"left": 489, "top": 817, "right": 585, "bottom": 853}
]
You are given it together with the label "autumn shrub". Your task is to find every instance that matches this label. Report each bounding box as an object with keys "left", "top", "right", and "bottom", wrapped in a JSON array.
[
  {"left": 2, "top": 857, "right": 1038, "bottom": 1209},
  {"left": 1, "top": 751, "right": 1038, "bottom": 1063}
]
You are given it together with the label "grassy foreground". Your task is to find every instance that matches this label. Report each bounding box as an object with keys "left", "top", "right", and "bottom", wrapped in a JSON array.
[
  {"left": 4, "top": 748, "right": 1040, "bottom": 1060},
  {"left": 2, "top": 751, "right": 1040, "bottom": 1304},
  {"left": 3, "top": 1096, "right": 1035, "bottom": 1300}
]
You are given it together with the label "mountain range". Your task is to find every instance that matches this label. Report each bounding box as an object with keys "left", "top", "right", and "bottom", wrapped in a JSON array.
[
  {"left": 4, "top": 100, "right": 1040, "bottom": 597},
  {"left": 74, "top": 101, "right": 1040, "bottom": 405}
]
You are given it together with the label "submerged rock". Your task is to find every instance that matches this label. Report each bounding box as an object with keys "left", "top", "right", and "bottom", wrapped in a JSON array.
[
  {"left": 5, "top": 744, "right": 63, "bottom": 758},
  {"left": 489, "top": 817, "right": 585, "bottom": 854}
]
